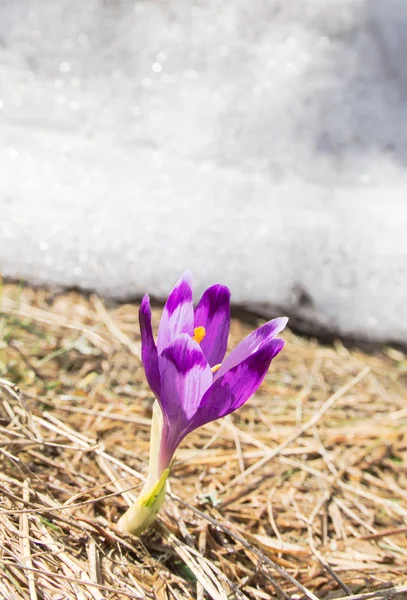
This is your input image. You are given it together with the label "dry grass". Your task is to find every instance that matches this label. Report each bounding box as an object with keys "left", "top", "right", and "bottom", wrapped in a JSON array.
[{"left": 0, "top": 280, "right": 406, "bottom": 600}]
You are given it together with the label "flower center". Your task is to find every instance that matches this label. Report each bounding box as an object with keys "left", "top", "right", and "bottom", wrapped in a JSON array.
[
  {"left": 211, "top": 364, "right": 221, "bottom": 373},
  {"left": 192, "top": 326, "right": 206, "bottom": 344}
]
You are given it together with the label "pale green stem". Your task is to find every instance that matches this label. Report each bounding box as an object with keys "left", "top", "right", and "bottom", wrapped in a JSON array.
[{"left": 117, "top": 401, "right": 170, "bottom": 536}]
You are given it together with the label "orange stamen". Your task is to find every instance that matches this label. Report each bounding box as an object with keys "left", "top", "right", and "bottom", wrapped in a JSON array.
[
  {"left": 192, "top": 326, "right": 206, "bottom": 344},
  {"left": 211, "top": 364, "right": 221, "bottom": 373}
]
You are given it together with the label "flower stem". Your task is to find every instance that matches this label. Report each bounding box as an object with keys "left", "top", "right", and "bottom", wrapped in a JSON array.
[
  {"left": 117, "top": 400, "right": 171, "bottom": 536},
  {"left": 117, "top": 468, "right": 169, "bottom": 535}
]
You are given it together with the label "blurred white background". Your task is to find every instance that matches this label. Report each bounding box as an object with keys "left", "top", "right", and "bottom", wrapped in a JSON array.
[{"left": 0, "top": 0, "right": 406, "bottom": 343}]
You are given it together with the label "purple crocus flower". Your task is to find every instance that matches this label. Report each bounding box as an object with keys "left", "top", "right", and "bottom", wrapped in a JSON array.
[
  {"left": 118, "top": 271, "right": 287, "bottom": 535},
  {"left": 140, "top": 271, "right": 287, "bottom": 474}
]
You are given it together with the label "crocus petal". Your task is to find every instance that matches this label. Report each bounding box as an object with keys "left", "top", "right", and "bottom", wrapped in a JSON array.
[
  {"left": 157, "top": 271, "right": 194, "bottom": 354},
  {"left": 194, "top": 284, "right": 231, "bottom": 367},
  {"left": 157, "top": 334, "right": 213, "bottom": 460},
  {"left": 190, "top": 338, "right": 284, "bottom": 431},
  {"left": 214, "top": 317, "right": 288, "bottom": 380},
  {"left": 139, "top": 295, "right": 161, "bottom": 398}
]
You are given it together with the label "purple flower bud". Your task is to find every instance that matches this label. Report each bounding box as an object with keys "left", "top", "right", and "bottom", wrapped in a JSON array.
[{"left": 139, "top": 271, "right": 288, "bottom": 476}]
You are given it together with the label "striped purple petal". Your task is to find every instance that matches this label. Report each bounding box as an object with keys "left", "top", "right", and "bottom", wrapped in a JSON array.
[
  {"left": 157, "top": 271, "right": 194, "bottom": 354},
  {"left": 214, "top": 317, "right": 288, "bottom": 380},
  {"left": 139, "top": 295, "right": 161, "bottom": 398},
  {"left": 157, "top": 334, "right": 213, "bottom": 458},
  {"left": 194, "top": 284, "right": 231, "bottom": 367},
  {"left": 190, "top": 338, "right": 284, "bottom": 431}
]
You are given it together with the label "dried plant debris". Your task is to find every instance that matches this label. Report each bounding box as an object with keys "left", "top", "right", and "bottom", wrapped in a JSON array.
[{"left": 0, "top": 280, "right": 406, "bottom": 600}]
